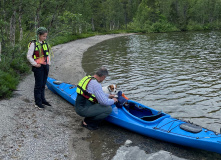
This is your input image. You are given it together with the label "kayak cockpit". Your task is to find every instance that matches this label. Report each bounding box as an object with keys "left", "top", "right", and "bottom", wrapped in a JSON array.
[{"left": 123, "top": 100, "right": 169, "bottom": 122}]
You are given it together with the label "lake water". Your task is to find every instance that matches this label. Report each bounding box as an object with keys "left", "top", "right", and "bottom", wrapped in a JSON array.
[{"left": 82, "top": 31, "right": 221, "bottom": 159}]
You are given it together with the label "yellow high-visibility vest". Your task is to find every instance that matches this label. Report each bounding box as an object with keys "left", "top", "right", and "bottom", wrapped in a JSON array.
[
  {"left": 76, "top": 75, "right": 98, "bottom": 103},
  {"left": 28, "top": 40, "right": 49, "bottom": 59}
]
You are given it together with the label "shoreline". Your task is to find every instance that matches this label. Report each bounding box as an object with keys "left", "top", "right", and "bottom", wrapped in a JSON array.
[{"left": 0, "top": 34, "right": 133, "bottom": 159}]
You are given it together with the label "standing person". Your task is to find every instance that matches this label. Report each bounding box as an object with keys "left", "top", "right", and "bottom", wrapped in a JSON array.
[
  {"left": 75, "top": 66, "right": 118, "bottom": 130},
  {"left": 27, "top": 27, "right": 52, "bottom": 109}
]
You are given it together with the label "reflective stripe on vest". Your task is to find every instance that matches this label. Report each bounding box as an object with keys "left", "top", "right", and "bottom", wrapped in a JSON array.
[
  {"left": 76, "top": 75, "right": 98, "bottom": 103},
  {"left": 42, "top": 42, "right": 49, "bottom": 56},
  {"left": 28, "top": 40, "right": 49, "bottom": 60}
]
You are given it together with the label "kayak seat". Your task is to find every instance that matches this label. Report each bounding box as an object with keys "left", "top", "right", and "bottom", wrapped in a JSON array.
[
  {"left": 53, "top": 81, "right": 63, "bottom": 85},
  {"left": 141, "top": 111, "right": 163, "bottom": 121},
  {"left": 125, "top": 102, "right": 157, "bottom": 119},
  {"left": 180, "top": 123, "right": 202, "bottom": 133}
]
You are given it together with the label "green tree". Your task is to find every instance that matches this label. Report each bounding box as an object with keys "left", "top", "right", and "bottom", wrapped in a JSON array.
[
  {"left": 169, "top": 0, "right": 191, "bottom": 31},
  {"left": 102, "top": 0, "right": 124, "bottom": 30}
]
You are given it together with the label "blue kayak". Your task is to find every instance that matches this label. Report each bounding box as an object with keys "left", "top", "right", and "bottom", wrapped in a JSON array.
[{"left": 46, "top": 77, "right": 221, "bottom": 154}]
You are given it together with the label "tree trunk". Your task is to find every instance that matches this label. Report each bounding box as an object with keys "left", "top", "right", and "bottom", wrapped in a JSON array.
[
  {"left": 79, "top": 25, "right": 82, "bottom": 34},
  {"left": 19, "top": 6, "right": 23, "bottom": 41},
  {"left": 110, "top": 21, "right": 112, "bottom": 30},
  {"left": 113, "top": 21, "right": 115, "bottom": 30},
  {"left": 48, "top": 7, "right": 58, "bottom": 32},
  {"left": 0, "top": 42, "right": 1, "bottom": 62},
  {"left": 91, "top": 18, "right": 95, "bottom": 31},
  {"left": 75, "top": 24, "right": 78, "bottom": 34},
  {"left": 48, "top": 13, "right": 55, "bottom": 32},
  {"left": 123, "top": 2, "right": 127, "bottom": 29},
  {"left": 35, "top": 12, "right": 40, "bottom": 30},
  {"left": 10, "top": 11, "right": 16, "bottom": 46},
  {"left": 35, "top": 1, "right": 42, "bottom": 30}
]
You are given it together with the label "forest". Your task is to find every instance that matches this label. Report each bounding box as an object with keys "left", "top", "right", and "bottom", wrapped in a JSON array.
[{"left": 1, "top": 0, "right": 221, "bottom": 98}]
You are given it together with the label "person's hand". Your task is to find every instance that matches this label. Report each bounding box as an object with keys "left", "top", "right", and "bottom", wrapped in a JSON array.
[
  {"left": 109, "top": 94, "right": 116, "bottom": 98},
  {"left": 113, "top": 98, "right": 118, "bottom": 103},
  {"left": 35, "top": 64, "right": 41, "bottom": 67}
]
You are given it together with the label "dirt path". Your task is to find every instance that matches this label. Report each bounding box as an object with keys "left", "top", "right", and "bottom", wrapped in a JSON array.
[{"left": 0, "top": 34, "right": 133, "bottom": 160}]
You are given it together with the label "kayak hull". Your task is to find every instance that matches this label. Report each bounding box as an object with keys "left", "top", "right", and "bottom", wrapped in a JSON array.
[{"left": 46, "top": 77, "right": 221, "bottom": 154}]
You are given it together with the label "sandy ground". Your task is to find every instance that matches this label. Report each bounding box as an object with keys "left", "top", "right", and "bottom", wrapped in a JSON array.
[{"left": 0, "top": 34, "right": 133, "bottom": 160}]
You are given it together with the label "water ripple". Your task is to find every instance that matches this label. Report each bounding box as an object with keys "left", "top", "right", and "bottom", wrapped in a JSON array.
[{"left": 82, "top": 31, "right": 221, "bottom": 131}]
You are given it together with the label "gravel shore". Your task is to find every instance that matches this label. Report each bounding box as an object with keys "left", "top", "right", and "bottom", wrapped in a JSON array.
[{"left": 0, "top": 34, "right": 133, "bottom": 160}]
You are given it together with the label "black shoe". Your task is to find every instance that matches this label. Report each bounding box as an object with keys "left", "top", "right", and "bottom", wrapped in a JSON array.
[
  {"left": 35, "top": 104, "right": 45, "bottom": 109},
  {"left": 81, "top": 121, "right": 98, "bottom": 130},
  {"left": 42, "top": 101, "right": 51, "bottom": 106}
]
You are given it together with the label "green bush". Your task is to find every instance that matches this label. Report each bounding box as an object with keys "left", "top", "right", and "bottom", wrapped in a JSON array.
[
  {"left": 0, "top": 70, "right": 19, "bottom": 98},
  {"left": 149, "top": 20, "right": 178, "bottom": 33},
  {"left": 10, "top": 56, "right": 30, "bottom": 74},
  {"left": 128, "top": 19, "right": 179, "bottom": 33},
  {"left": 187, "top": 20, "right": 204, "bottom": 31},
  {"left": 0, "top": 58, "right": 11, "bottom": 73},
  {"left": 0, "top": 47, "right": 30, "bottom": 99}
]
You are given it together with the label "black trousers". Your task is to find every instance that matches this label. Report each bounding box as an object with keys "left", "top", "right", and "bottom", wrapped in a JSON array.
[
  {"left": 75, "top": 94, "right": 112, "bottom": 127},
  {"left": 32, "top": 64, "right": 49, "bottom": 105}
]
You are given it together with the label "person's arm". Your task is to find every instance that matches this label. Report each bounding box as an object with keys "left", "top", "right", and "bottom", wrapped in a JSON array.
[
  {"left": 89, "top": 80, "right": 115, "bottom": 106},
  {"left": 27, "top": 43, "right": 38, "bottom": 66},
  {"left": 105, "top": 93, "right": 109, "bottom": 97},
  {"left": 48, "top": 54, "right": 51, "bottom": 65},
  {"left": 94, "top": 88, "right": 115, "bottom": 106}
]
